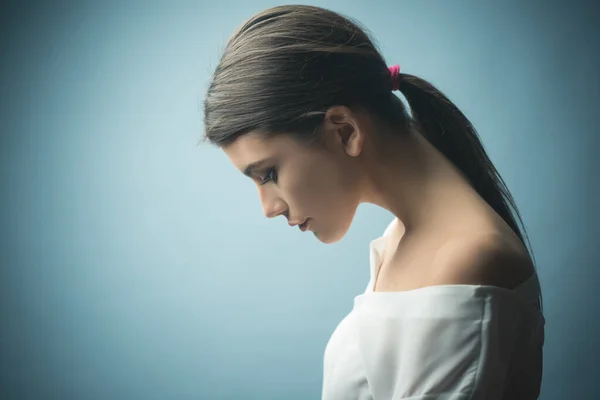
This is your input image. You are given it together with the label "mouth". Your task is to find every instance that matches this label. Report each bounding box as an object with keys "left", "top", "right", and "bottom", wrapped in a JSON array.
[{"left": 298, "top": 218, "right": 310, "bottom": 232}]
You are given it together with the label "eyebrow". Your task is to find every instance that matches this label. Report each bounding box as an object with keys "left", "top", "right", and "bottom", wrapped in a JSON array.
[{"left": 243, "top": 159, "right": 272, "bottom": 177}]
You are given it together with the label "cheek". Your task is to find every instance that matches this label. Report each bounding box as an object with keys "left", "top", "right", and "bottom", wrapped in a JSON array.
[{"left": 287, "top": 157, "right": 359, "bottom": 216}]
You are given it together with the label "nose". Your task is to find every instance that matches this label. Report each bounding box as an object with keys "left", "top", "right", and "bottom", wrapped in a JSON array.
[{"left": 258, "top": 187, "right": 286, "bottom": 219}]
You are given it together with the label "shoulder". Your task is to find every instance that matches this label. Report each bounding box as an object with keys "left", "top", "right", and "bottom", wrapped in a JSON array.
[{"left": 428, "top": 231, "right": 534, "bottom": 289}]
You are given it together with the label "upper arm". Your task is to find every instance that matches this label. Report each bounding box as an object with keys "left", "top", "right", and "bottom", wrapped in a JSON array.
[{"left": 354, "top": 286, "right": 526, "bottom": 399}]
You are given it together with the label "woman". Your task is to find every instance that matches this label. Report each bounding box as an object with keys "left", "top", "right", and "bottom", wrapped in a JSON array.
[{"left": 203, "top": 5, "right": 544, "bottom": 400}]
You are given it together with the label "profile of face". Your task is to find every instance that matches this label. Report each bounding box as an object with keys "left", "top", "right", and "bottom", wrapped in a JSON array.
[{"left": 223, "top": 107, "right": 367, "bottom": 244}]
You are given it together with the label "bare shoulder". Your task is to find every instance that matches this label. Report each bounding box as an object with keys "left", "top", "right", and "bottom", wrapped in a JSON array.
[{"left": 428, "top": 231, "right": 535, "bottom": 290}]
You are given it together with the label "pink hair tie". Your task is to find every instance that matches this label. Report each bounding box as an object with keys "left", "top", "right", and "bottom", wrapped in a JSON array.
[{"left": 388, "top": 64, "right": 401, "bottom": 91}]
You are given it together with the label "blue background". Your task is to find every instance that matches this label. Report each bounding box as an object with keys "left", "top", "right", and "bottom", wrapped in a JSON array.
[{"left": 1, "top": 1, "right": 599, "bottom": 399}]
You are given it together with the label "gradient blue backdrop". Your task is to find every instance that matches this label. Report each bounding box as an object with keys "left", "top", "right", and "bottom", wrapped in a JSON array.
[{"left": 2, "top": 1, "right": 599, "bottom": 399}]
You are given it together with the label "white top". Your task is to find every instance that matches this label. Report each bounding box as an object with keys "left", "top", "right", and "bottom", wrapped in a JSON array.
[{"left": 322, "top": 220, "right": 545, "bottom": 400}]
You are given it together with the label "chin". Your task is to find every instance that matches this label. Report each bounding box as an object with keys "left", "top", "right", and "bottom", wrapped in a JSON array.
[
  {"left": 315, "top": 233, "right": 341, "bottom": 244},
  {"left": 313, "top": 224, "right": 350, "bottom": 245},
  {"left": 312, "top": 209, "right": 357, "bottom": 244}
]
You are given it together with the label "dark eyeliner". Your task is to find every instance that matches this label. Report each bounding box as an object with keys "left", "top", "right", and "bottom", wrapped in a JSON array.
[{"left": 259, "top": 167, "right": 277, "bottom": 185}]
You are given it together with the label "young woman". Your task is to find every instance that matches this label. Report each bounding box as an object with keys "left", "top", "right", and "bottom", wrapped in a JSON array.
[{"left": 203, "top": 5, "right": 544, "bottom": 400}]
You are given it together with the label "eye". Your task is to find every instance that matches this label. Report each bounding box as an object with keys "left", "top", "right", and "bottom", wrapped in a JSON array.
[{"left": 259, "top": 167, "right": 278, "bottom": 185}]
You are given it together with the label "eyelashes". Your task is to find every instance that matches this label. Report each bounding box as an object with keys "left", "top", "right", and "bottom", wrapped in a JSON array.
[{"left": 259, "top": 167, "right": 278, "bottom": 185}]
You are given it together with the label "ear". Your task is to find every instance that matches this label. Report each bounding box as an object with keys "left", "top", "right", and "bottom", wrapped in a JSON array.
[{"left": 323, "top": 106, "right": 364, "bottom": 157}]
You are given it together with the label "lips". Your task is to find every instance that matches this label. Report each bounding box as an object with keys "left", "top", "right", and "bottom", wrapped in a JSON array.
[
  {"left": 298, "top": 218, "right": 310, "bottom": 232},
  {"left": 288, "top": 217, "right": 310, "bottom": 231}
]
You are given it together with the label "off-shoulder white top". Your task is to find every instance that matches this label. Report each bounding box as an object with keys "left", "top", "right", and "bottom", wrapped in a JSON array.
[{"left": 322, "top": 220, "right": 545, "bottom": 400}]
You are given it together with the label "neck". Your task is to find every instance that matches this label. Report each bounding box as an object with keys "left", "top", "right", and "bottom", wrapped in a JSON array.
[{"left": 361, "top": 128, "right": 490, "bottom": 235}]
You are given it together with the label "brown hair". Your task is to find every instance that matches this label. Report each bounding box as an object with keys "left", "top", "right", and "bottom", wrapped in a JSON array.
[{"left": 203, "top": 5, "right": 539, "bottom": 305}]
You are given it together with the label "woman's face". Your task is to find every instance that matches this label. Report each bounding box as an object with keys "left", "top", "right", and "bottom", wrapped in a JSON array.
[{"left": 222, "top": 129, "right": 364, "bottom": 244}]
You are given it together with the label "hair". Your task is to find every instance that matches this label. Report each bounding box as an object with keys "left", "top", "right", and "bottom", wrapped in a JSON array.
[{"left": 203, "top": 5, "right": 541, "bottom": 309}]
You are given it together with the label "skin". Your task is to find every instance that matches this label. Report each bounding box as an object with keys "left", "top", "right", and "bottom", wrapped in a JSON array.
[{"left": 223, "top": 105, "right": 534, "bottom": 291}]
